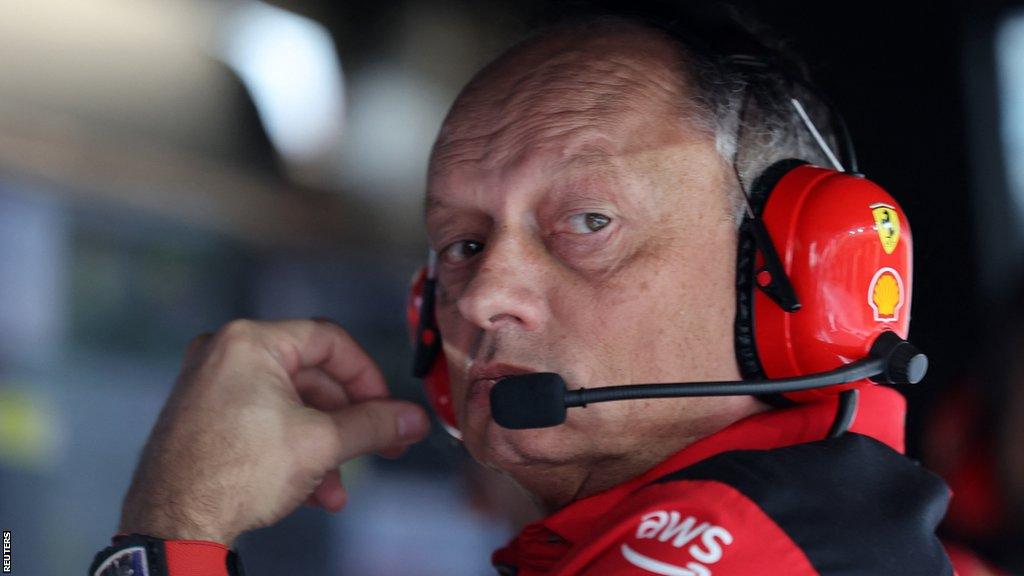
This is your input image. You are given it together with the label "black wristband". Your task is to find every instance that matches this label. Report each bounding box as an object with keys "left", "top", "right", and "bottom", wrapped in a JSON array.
[{"left": 88, "top": 534, "right": 168, "bottom": 576}]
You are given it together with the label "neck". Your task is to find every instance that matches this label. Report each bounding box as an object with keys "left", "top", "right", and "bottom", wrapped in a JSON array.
[{"left": 511, "top": 396, "right": 771, "bottom": 514}]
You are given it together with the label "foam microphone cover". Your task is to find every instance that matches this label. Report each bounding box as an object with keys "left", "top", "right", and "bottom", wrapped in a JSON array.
[{"left": 490, "top": 372, "right": 567, "bottom": 429}]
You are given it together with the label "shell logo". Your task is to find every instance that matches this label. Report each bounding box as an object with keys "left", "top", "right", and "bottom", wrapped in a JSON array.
[{"left": 868, "top": 267, "right": 904, "bottom": 322}]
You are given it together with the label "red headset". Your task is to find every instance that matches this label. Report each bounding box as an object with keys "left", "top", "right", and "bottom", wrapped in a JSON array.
[
  {"left": 407, "top": 157, "right": 914, "bottom": 435},
  {"left": 733, "top": 159, "right": 912, "bottom": 402},
  {"left": 407, "top": 263, "right": 458, "bottom": 436}
]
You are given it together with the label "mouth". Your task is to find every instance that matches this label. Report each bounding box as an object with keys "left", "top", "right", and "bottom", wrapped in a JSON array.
[{"left": 466, "top": 363, "right": 539, "bottom": 409}]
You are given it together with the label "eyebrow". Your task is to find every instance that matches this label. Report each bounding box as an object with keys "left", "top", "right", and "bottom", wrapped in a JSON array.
[
  {"left": 423, "top": 138, "right": 622, "bottom": 219},
  {"left": 424, "top": 192, "right": 462, "bottom": 223}
]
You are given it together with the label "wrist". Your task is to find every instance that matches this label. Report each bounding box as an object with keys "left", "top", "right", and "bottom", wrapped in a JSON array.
[{"left": 120, "top": 501, "right": 234, "bottom": 547}]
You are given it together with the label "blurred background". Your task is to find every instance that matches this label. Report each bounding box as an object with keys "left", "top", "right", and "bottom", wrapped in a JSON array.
[{"left": 0, "top": 0, "right": 1022, "bottom": 574}]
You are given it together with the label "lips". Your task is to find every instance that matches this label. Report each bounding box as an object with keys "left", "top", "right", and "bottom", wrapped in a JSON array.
[
  {"left": 466, "top": 363, "right": 538, "bottom": 408},
  {"left": 467, "top": 362, "right": 538, "bottom": 383}
]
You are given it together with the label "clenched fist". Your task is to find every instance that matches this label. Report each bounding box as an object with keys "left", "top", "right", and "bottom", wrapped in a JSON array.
[{"left": 118, "top": 319, "right": 430, "bottom": 546}]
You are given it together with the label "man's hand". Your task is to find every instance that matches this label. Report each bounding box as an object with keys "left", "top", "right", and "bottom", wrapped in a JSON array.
[{"left": 118, "top": 319, "right": 430, "bottom": 546}]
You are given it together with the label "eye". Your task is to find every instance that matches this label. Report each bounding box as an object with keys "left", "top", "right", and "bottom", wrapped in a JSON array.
[
  {"left": 440, "top": 239, "right": 484, "bottom": 264},
  {"left": 568, "top": 213, "right": 612, "bottom": 234}
]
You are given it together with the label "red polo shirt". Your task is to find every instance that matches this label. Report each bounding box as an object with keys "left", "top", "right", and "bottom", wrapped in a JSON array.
[{"left": 491, "top": 386, "right": 954, "bottom": 575}]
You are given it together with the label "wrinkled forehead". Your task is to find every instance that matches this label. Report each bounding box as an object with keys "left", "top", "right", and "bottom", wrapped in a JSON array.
[{"left": 427, "top": 24, "right": 702, "bottom": 193}]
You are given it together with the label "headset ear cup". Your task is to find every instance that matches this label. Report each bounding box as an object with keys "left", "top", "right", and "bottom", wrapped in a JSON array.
[
  {"left": 734, "top": 159, "right": 808, "bottom": 382},
  {"left": 423, "top": 354, "right": 459, "bottom": 438},
  {"left": 407, "top": 267, "right": 460, "bottom": 437},
  {"left": 743, "top": 162, "right": 914, "bottom": 403}
]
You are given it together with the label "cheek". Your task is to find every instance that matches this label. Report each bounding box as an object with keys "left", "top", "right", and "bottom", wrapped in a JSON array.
[
  {"left": 563, "top": 234, "right": 738, "bottom": 383},
  {"left": 546, "top": 264, "right": 662, "bottom": 382}
]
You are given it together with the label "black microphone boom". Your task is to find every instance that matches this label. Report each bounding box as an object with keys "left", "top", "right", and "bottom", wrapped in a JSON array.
[
  {"left": 564, "top": 357, "right": 884, "bottom": 405},
  {"left": 490, "top": 358, "right": 882, "bottom": 430},
  {"left": 489, "top": 332, "right": 927, "bottom": 430}
]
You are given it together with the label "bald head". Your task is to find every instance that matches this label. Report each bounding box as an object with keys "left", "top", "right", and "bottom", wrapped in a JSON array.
[
  {"left": 428, "top": 15, "right": 841, "bottom": 233},
  {"left": 429, "top": 21, "right": 716, "bottom": 183}
]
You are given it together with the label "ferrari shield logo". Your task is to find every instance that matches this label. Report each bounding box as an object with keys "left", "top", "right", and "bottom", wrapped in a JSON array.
[{"left": 871, "top": 203, "right": 900, "bottom": 254}]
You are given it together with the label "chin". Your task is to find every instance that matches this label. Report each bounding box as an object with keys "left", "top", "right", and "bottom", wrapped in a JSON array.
[{"left": 461, "top": 408, "right": 592, "bottom": 471}]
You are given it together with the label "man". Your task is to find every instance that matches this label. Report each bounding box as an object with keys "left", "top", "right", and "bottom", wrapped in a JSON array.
[{"left": 90, "top": 11, "right": 953, "bottom": 576}]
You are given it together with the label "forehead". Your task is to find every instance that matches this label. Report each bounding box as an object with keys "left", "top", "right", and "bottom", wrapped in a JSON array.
[{"left": 426, "top": 25, "right": 707, "bottom": 210}]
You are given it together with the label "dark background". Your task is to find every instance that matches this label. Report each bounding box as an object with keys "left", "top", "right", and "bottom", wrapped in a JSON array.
[{"left": 0, "top": 0, "right": 1021, "bottom": 574}]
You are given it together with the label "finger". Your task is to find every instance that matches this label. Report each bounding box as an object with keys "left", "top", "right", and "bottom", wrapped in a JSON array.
[
  {"left": 293, "top": 367, "right": 350, "bottom": 411},
  {"left": 376, "top": 444, "right": 409, "bottom": 460},
  {"left": 311, "top": 469, "right": 347, "bottom": 512},
  {"left": 260, "top": 319, "right": 390, "bottom": 403},
  {"left": 325, "top": 400, "right": 430, "bottom": 465}
]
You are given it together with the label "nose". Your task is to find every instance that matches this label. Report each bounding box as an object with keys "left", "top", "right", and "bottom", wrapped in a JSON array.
[{"left": 456, "top": 233, "right": 546, "bottom": 333}]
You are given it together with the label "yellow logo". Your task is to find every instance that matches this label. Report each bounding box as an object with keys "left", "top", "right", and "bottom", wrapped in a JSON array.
[
  {"left": 869, "top": 267, "right": 904, "bottom": 322},
  {"left": 871, "top": 203, "right": 900, "bottom": 254}
]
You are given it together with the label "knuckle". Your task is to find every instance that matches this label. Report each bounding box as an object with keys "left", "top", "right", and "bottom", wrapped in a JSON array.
[
  {"left": 311, "top": 317, "right": 350, "bottom": 342},
  {"left": 190, "top": 320, "right": 269, "bottom": 379},
  {"left": 217, "top": 318, "right": 256, "bottom": 342},
  {"left": 314, "top": 316, "right": 352, "bottom": 336},
  {"left": 213, "top": 319, "right": 262, "bottom": 355}
]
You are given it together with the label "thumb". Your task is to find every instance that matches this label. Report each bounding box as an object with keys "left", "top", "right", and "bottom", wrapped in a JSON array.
[{"left": 326, "top": 400, "right": 431, "bottom": 464}]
